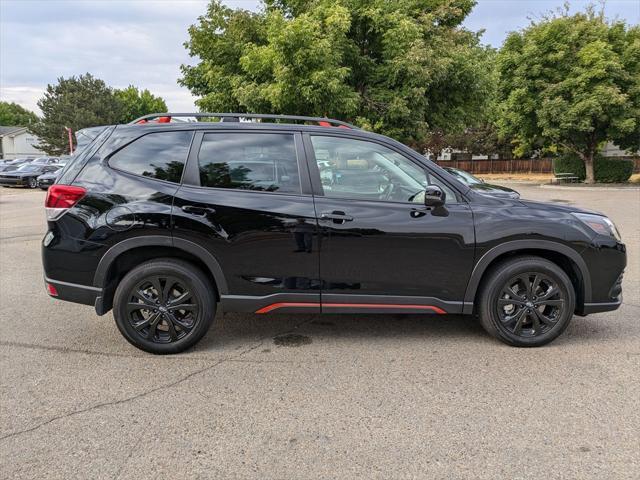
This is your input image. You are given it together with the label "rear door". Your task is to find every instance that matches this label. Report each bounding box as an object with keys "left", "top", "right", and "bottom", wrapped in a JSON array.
[
  {"left": 172, "top": 129, "right": 321, "bottom": 313},
  {"left": 304, "top": 133, "right": 475, "bottom": 314}
]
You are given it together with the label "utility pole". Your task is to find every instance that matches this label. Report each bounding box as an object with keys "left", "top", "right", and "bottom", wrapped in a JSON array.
[{"left": 64, "top": 127, "right": 74, "bottom": 155}]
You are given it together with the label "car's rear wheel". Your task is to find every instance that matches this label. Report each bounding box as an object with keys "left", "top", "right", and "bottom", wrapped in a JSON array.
[
  {"left": 113, "top": 259, "right": 216, "bottom": 354},
  {"left": 478, "top": 256, "right": 575, "bottom": 347},
  {"left": 28, "top": 177, "right": 37, "bottom": 188}
]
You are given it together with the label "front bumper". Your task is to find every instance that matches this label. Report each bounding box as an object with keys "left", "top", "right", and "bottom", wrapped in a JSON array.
[
  {"left": 38, "top": 178, "right": 54, "bottom": 188},
  {"left": 581, "top": 298, "right": 622, "bottom": 315},
  {"left": 577, "top": 240, "right": 625, "bottom": 315}
]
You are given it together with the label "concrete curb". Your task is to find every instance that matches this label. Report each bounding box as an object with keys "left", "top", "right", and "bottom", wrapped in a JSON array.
[{"left": 539, "top": 184, "right": 640, "bottom": 191}]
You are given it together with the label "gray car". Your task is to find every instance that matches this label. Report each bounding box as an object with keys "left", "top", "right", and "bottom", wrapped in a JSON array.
[{"left": 443, "top": 167, "right": 520, "bottom": 199}]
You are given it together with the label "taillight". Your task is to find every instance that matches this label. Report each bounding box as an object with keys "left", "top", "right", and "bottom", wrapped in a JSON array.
[{"left": 45, "top": 184, "right": 86, "bottom": 221}]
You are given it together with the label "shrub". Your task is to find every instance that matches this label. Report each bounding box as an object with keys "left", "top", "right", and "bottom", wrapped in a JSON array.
[
  {"left": 553, "top": 153, "right": 634, "bottom": 183},
  {"left": 553, "top": 154, "right": 586, "bottom": 180},
  {"left": 594, "top": 157, "right": 634, "bottom": 183}
]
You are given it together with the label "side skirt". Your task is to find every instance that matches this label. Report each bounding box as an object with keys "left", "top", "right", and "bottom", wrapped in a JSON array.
[{"left": 220, "top": 293, "right": 465, "bottom": 315}]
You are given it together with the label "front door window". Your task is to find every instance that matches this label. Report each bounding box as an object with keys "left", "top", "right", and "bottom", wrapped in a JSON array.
[{"left": 310, "top": 135, "right": 455, "bottom": 203}]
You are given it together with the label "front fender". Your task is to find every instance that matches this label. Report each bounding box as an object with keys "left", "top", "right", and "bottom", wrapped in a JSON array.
[{"left": 463, "top": 239, "right": 591, "bottom": 313}]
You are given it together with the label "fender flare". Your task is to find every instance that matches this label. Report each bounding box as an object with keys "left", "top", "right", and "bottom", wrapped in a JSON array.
[
  {"left": 93, "top": 235, "right": 229, "bottom": 294},
  {"left": 463, "top": 240, "right": 592, "bottom": 307}
]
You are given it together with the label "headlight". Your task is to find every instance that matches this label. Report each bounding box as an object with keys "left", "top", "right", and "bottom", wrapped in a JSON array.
[{"left": 573, "top": 213, "right": 622, "bottom": 241}]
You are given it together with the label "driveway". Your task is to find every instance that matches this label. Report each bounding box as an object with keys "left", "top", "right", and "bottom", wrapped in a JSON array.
[{"left": 1, "top": 184, "right": 639, "bottom": 479}]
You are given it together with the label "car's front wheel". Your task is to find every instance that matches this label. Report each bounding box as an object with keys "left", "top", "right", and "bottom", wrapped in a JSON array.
[
  {"left": 113, "top": 259, "right": 216, "bottom": 354},
  {"left": 478, "top": 256, "right": 575, "bottom": 347},
  {"left": 28, "top": 177, "right": 37, "bottom": 188}
]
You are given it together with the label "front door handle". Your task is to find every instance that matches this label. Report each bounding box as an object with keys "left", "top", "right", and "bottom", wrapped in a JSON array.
[
  {"left": 181, "top": 205, "right": 215, "bottom": 216},
  {"left": 320, "top": 211, "right": 353, "bottom": 223}
]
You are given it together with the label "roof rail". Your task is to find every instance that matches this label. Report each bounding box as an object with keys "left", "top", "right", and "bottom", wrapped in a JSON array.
[{"left": 129, "top": 113, "right": 358, "bottom": 129}]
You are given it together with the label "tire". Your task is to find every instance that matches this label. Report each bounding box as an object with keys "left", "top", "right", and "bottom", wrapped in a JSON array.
[
  {"left": 478, "top": 256, "right": 575, "bottom": 347},
  {"left": 28, "top": 177, "right": 37, "bottom": 188},
  {"left": 113, "top": 258, "right": 216, "bottom": 354}
]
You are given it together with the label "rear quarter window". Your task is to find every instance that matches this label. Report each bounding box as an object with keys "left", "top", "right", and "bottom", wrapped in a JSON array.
[
  {"left": 57, "top": 126, "right": 114, "bottom": 185},
  {"left": 108, "top": 131, "right": 194, "bottom": 184}
]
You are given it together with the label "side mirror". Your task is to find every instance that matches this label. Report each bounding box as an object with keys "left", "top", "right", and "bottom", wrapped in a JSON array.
[{"left": 424, "top": 185, "right": 446, "bottom": 207}]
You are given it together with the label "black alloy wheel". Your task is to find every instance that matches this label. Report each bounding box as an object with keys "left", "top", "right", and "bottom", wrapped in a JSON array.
[
  {"left": 478, "top": 256, "right": 575, "bottom": 347},
  {"left": 113, "top": 259, "right": 216, "bottom": 354},
  {"left": 496, "top": 273, "right": 565, "bottom": 337},
  {"left": 127, "top": 276, "right": 198, "bottom": 343}
]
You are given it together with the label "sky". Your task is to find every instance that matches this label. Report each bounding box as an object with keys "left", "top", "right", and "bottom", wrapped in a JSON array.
[{"left": 1, "top": 0, "right": 639, "bottom": 115}]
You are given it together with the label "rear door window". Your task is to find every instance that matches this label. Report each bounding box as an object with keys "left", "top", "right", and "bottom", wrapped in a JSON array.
[
  {"left": 197, "top": 133, "right": 301, "bottom": 194},
  {"left": 108, "top": 131, "right": 194, "bottom": 183}
]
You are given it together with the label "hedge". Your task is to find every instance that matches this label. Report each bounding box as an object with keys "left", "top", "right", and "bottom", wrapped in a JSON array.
[{"left": 553, "top": 153, "right": 634, "bottom": 183}]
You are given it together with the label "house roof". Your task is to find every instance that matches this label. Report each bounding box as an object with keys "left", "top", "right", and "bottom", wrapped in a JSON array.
[{"left": 0, "top": 126, "right": 28, "bottom": 136}]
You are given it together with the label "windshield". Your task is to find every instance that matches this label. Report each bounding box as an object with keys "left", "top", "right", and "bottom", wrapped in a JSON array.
[
  {"left": 31, "top": 157, "right": 51, "bottom": 164},
  {"left": 446, "top": 168, "right": 482, "bottom": 185},
  {"left": 16, "top": 164, "right": 40, "bottom": 172}
]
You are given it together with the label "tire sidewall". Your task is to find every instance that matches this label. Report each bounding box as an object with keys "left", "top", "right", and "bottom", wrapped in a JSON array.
[
  {"left": 480, "top": 259, "right": 576, "bottom": 347},
  {"left": 113, "top": 260, "right": 215, "bottom": 354}
]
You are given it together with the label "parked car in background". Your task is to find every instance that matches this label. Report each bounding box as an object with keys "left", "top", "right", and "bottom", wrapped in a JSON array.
[
  {"left": 30, "top": 156, "right": 60, "bottom": 166},
  {"left": 0, "top": 162, "right": 60, "bottom": 188},
  {"left": 443, "top": 167, "right": 520, "bottom": 199},
  {"left": 0, "top": 157, "right": 35, "bottom": 172},
  {"left": 37, "top": 164, "right": 65, "bottom": 190}
]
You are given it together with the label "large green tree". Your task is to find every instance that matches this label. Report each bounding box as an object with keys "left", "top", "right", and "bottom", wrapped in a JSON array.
[
  {"left": 0, "top": 102, "right": 38, "bottom": 126},
  {"left": 115, "top": 86, "right": 168, "bottom": 123},
  {"left": 180, "top": 0, "right": 489, "bottom": 148},
  {"left": 30, "top": 75, "right": 169, "bottom": 155},
  {"left": 30, "top": 74, "right": 122, "bottom": 155},
  {"left": 496, "top": 7, "right": 640, "bottom": 183}
]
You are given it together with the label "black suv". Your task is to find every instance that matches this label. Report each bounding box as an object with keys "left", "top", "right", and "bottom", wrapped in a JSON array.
[{"left": 42, "top": 114, "right": 626, "bottom": 354}]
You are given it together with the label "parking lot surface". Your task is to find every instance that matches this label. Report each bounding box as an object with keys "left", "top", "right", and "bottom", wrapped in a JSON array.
[{"left": 1, "top": 184, "right": 639, "bottom": 479}]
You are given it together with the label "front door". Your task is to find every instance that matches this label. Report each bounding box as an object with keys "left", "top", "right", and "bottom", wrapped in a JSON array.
[
  {"left": 305, "top": 134, "right": 475, "bottom": 314},
  {"left": 172, "top": 130, "right": 321, "bottom": 314}
]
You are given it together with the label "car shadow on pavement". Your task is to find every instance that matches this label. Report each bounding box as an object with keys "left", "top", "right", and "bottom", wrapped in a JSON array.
[{"left": 194, "top": 313, "right": 491, "bottom": 352}]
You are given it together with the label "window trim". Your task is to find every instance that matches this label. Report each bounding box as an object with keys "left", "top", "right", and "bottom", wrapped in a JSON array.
[
  {"left": 105, "top": 129, "right": 196, "bottom": 185},
  {"left": 182, "top": 129, "right": 311, "bottom": 196},
  {"left": 303, "top": 132, "right": 465, "bottom": 205}
]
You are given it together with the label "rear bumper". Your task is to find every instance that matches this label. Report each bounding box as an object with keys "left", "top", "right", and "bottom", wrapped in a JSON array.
[{"left": 44, "top": 276, "right": 102, "bottom": 308}]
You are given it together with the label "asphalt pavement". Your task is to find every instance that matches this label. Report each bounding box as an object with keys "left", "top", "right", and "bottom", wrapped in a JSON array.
[{"left": 1, "top": 184, "right": 639, "bottom": 479}]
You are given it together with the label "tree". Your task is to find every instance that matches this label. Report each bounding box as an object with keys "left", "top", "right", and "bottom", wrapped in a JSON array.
[
  {"left": 0, "top": 102, "right": 38, "bottom": 126},
  {"left": 180, "top": 0, "right": 487, "bottom": 147},
  {"left": 30, "top": 74, "right": 122, "bottom": 155},
  {"left": 496, "top": 6, "right": 640, "bottom": 183},
  {"left": 114, "top": 86, "right": 168, "bottom": 123}
]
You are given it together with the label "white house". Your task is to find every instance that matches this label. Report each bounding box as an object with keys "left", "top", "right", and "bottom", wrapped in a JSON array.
[
  {"left": 0, "top": 126, "right": 46, "bottom": 159},
  {"left": 601, "top": 141, "right": 638, "bottom": 157}
]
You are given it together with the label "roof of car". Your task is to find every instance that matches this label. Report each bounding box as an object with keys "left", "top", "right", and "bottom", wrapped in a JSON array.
[{"left": 114, "top": 115, "right": 398, "bottom": 147}]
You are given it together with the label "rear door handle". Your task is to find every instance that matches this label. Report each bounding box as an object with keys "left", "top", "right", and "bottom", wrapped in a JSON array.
[
  {"left": 181, "top": 205, "right": 215, "bottom": 216},
  {"left": 320, "top": 211, "right": 353, "bottom": 223}
]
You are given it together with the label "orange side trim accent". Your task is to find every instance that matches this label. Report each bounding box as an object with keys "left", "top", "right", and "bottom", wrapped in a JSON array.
[
  {"left": 255, "top": 302, "right": 320, "bottom": 314},
  {"left": 255, "top": 302, "right": 446, "bottom": 314}
]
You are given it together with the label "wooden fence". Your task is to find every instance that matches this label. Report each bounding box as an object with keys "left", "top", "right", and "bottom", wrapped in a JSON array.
[{"left": 434, "top": 157, "right": 640, "bottom": 174}]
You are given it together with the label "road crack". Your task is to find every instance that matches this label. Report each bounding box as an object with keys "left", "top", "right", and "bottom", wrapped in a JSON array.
[{"left": 0, "top": 317, "right": 315, "bottom": 442}]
